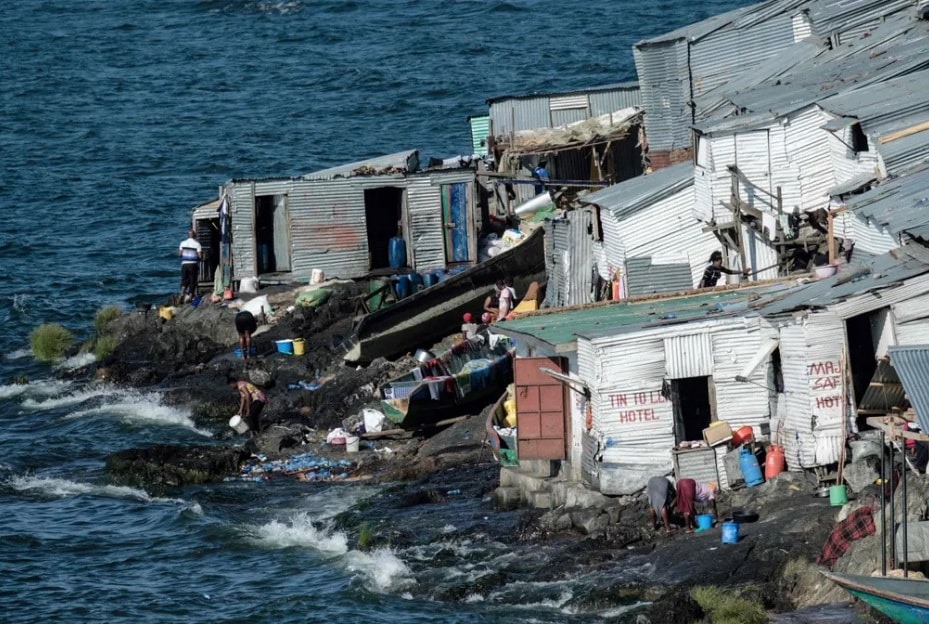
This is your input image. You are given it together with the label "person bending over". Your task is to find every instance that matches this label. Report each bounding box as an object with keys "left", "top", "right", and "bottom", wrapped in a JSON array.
[
  {"left": 647, "top": 476, "right": 676, "bottom": 536},
  {"left": 235, "top": 310, "right": 257, "bottom": 360},
  {"left": 698, "top": 251, "right": 750, "bottom": 288},
  {"left": 676, "top": 478, "right": 718, "bottom": 532},
  {"left": 228, "top": 375, "right": 266, "bottom": 438}
]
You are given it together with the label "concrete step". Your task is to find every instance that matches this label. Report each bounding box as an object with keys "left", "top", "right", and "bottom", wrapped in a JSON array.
[
  {"left": 492, "top": 486, "right": 523, "bottom": 510},
  {"left": 529, "top": 490, "right": 553, "bottom": 510},
  {"left": 549, "top": 480, "right": 614, "bottom": 509},
  {"left": 499, "top": 467, "right": 552, "bottom": 493}
]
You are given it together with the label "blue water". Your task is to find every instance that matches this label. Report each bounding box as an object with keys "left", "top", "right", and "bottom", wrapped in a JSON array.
[{"left": 0, "top": 1, "right": 763, "bottom": 622}]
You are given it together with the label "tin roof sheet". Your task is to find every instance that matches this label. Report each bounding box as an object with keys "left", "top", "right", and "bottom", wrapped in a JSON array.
[
  {"left": 579, "top": 162, "right": 694, "bottom": 219},
  {"left": 845, "top": 164, "right": 929, "bottom": 243},
  {"left": 497, "top": 285, "right": 784, "bottom": 350},
  {"left": 755, "top": 253, "right": 929, "bottom": 316},
  {"left": 486, "top": 82, "right": 640, "bottom": 105},
  {"left": 301, "top": 150, "right": 419, "bottom": 180},
  {"left": 887, "top": 344, "right": 929, "bottom": 432}
]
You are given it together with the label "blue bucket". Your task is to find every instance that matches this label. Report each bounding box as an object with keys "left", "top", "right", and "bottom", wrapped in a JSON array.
[
  {"left": 422, "top": 272, "right": 439, "bottom": 288},
  {"left": 721, "top": 521, "right": 740, "bottom": 544},
  {"left": 696, "top": 514, "right": 714, "bottom": 531}
]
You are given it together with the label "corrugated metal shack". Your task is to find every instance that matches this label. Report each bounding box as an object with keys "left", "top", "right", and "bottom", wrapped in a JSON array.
[
  {"left": 757, "top": 254, "right": 929, "bottom": 471},
  {"left": 632, "top": 0, "right": 914, "bottom": 168},
  {"left": 219, "top": 150, "right": 479, "bottom": 282},
  {"left": 843, "top": 164, "right": 929, "bottom": 253},
  {"left": 581, "top": 163, "right": 720, "bottom": 296},
  {"left": 485, "top": 85, "right": 645, "bottom": 206},
  {"left": 497, "top": 285, "right": 787, "bottom": 495},
  {"left": 541, "top": 206, "right": 608, "bottom": 308}
]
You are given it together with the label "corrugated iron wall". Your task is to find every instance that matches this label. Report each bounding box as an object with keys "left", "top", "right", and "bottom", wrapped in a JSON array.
[
  {"left": 665, "top": 333, "right": 713, "bottom": 378},
  {"left": 776, "top": 319, "right": 809, "bottom": 470},
  {"left": 589, "top": 87, "right": 641, "bottom": 114},
  {"left": 892, "top": 293, "right": 929, "bottom": 344},
  {"left": 489, "top": 85, "right": 641, "bottom": 137},
  {"left": 634, "top": 39, "right": 691, "bottom": 152},
  {"left": 543, "top": 209, "right": 597, "bottom": 307},
  {"left": 469, "top": 116, "right": 490, "bottom": 156},
  {"left": 711, "top": 320, "right": 778, "bottom": 434},
  {"left": 783, "top": 107, "right": 835, "bottom": 214},
  {"left": 832, "top": 211, "right": 898, "bottom": 257},
  {"left": 289, "top": 178, "right": 371, "bottom": 280},
  {"left": 230, "top": 181, "right": 256, "bottom": 278},
  {"left": 406, "top": 175, "right": 446, "bottom": 272},
  {"left": 626, "top": 257, "right": 693, "bottom": 295},
  {"left": 489, "top": 97, "right": 550, "bottom": 137}
]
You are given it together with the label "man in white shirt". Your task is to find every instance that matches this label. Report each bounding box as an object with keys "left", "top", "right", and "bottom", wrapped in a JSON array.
[{"left": 178, "top": 229, "right": 202, "bottom": 300}]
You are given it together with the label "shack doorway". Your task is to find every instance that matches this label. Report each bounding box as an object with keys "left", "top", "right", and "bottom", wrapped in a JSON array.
[
  {"left": 846, "top": 307, "right": 902, "bottom": 428},
  {"left": 670, "top": 376, "right": 714, "bottom": 444},
  {"left": 255, "top": 194, "right": 291, "bottom": 274},
  {"left": 194, "top": 216, "right": 220, "bottom": 288},
  {"left": 364, "top": 187, "right": 404, "bottom": 270}
]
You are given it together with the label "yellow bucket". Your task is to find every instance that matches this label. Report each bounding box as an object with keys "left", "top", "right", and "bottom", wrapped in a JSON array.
[
  {"left": 158, "top": 306, "right": 174, "bottom": 321},
  {"left": 292, "top": 338, "right": 305, "bottom": 356}
]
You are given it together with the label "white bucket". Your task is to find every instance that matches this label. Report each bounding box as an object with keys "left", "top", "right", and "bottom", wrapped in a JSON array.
[
  {"left": 345, "top": 435, "right": 360, "bottom": 453},
  {"left": 229, "top": 415, "right": 249, "bottom": 434},
  {"left": 310, "top": 269, "right": 325, "bottom": 285}
]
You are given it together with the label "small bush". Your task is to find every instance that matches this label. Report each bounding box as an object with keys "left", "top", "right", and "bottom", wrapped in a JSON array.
[
  {"left": 93, "top": 305, "right": 122, "bottom": 335},
  {"left": 94, "top": 335, "right": 118, "bottom": 361},
  {"left": 30, "top": 324, "right": 73, "bottom": 362},
  {"left": 357, "top": 523, "right": 373, "bottom": 550},
  {"left": 691, "top": 585, "right": 766, "bottom": 624}
]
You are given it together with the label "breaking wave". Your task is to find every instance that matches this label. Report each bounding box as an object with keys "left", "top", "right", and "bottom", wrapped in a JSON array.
[
  {"left": 66, "top": 390, "right": 211, "bottom": 436},
  {"left": 7, "top": 475, "right": 186, "bottom": 505}
]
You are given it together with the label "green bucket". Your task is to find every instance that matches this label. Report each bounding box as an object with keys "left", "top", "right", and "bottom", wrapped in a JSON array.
[{"left": 829, "top": 484, "right": 848, "bottom": 506}]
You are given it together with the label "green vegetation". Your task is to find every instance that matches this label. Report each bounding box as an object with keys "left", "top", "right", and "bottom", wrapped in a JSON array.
[
  {"left": 94, "top": 335, "right": 118, "bottom": 361},
  {"left": 690, "top": 585, "right": 766, "bottom": 624},
  {"left": 357, "top": 523, "right": 374, "bottom": 550},
  {"left": 30, "top": 324, "right": 73, "bottom": 362},
  {"left": 93, "top": 305, "right": 122, "bottom": 335}
]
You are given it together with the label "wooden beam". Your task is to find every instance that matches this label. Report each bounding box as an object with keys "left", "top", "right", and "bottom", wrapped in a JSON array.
[
  {"left": 827, "top": 209, "right": 835, "bottom": 264},
  {"left": 879, "top": 119, "right": 929, "bottom": 144}
]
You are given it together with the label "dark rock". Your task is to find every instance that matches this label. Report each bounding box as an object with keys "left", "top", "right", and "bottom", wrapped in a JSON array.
[
  {"left": 635, "top": 586, "right": 704, "bottom": 624},
  {"left": 107, "top": 444, "right": 250, "bottom": 489}
]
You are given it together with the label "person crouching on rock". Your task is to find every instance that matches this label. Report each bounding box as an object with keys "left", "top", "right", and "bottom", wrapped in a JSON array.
[
  {"left": 235, "top": 310, "right": 258, "bottom": 360},
  {"left": 676, "top": 478, "right": 718, "bottom": 532},
  {"left": 647, "top": 476, "right": 676, "bottom": 536},
  {"left": 228, "top": 376, "right": 266, "bottom": 438}
]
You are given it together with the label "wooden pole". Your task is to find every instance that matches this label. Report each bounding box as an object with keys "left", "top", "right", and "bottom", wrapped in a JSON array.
[
  {"left": 837, "top": 353, "right": 847, "bottom": 485},
  {"left": 828, "top": 210, "right": 836, "bottom": 265}
]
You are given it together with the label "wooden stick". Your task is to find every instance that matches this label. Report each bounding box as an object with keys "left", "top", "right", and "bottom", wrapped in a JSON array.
[
  {"left": 838, "top": 352, "right": 847, "bottom": 485},
  {"left": 878, "top": 120, "right": 929, "bottom": 144}
]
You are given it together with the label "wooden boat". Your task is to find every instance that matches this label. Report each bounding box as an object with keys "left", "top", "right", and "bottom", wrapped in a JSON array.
[
  {"left": 378, "top": 332, "right": 515, "bottom": 428},
  {"left": 344, "top": 226, "right": 546, "bottom": 364},
  {"left": 822, "top": 571, "right": 929, "bottom": 624}
]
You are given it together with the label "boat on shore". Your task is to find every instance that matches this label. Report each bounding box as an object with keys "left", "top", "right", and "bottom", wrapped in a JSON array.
[
  {"left": 822, "top": 571, "right": 929, "bottom": 624},
  {"left": 344, "top": 226, "right": 546, "bottom": 364},
  {"left": 378, "top": 331, "right": 515, "bottom": 428},
  {"left": 485, "top": 390, "right": 518, "bottom": 466}
]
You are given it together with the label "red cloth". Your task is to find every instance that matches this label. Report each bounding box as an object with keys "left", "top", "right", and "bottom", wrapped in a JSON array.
[
  {"left": 676, "top": 478, "right": 696, "bottom": 516},
  {"left": 817, "top": 507, "right": 875, "bottom": 569}
]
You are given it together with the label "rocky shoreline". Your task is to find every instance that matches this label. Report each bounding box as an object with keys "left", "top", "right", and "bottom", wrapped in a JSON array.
[{"left": 61, "top": 283, "right": 907, "bottom": 622}]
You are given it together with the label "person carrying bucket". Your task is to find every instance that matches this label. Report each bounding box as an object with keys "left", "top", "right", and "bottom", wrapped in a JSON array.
[
  {"left": 676, "top": 479, "right": 718, "bottom": 533},
  {"left": 227, "top": 375, "right": 266, "bottom": 438}
]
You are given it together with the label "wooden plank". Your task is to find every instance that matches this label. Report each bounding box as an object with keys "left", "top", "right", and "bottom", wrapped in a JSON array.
[{"left": 878, "top": 120, "right": 929, "bottom": 144}]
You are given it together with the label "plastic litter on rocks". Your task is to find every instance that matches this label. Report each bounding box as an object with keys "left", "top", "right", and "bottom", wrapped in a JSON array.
[{"left": 225, "top": 452, "right": 355, "bottom": 483}]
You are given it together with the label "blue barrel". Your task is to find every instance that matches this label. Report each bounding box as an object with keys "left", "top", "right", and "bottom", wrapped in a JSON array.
[
  {"left": 393, "top": 275, "right": 411, "bottom": 300},
  {"left": 721, "top": 521, "right": 740, "bottom": 544},
  {"left": 388, "top": 237, "right": 407, "bottom": 269},
  {"left": 409, "top": 273, "right": 424, "bottom": 292},
  {"left": 739, "top": 447, "right": 764, "bottom": 487},
  {"left": 422, "top": 272, "right": 439, "bottom": 288}
]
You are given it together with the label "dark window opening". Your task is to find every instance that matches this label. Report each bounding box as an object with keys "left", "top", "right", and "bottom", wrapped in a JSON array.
[
  {"left": 850, "top": 123, "right": 869, "bottom": 153},
  {"left": 364, "top": 187, "right": 404, "bottom": 270},
  {"left": 671, "top": 376, "right": 714, "bottom": 444},
  {"left": 771, "top": 347, "right": 784, "bottom": 393}
]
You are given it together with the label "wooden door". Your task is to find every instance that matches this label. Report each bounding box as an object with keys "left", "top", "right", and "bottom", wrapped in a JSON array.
[{"left": 515, "top": 357, "right": 568, "bottom": 460}]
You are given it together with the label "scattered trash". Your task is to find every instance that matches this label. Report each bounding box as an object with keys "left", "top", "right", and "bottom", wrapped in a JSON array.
[
  {"left": 326, "top": 427, "right": 348, "bottom": 445},
  {"left": 227, "top": 452, "right": 355, "bottom": 483},
  {"left": 446, "top": 489, "right": 461, "bottom": 496},
  {"left": 288, "top": 381, "right": 321, "bottom": 391},
  {"left": 363, "top": 408, "right": 386, "bottom": 433}
]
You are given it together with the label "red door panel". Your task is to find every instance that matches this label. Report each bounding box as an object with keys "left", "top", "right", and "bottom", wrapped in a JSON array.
[{"left": 514, "top": 356, "right": 567, "bottom": 460}]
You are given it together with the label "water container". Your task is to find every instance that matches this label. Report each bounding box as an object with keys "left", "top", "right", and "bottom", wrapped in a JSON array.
[
  {"left": 409, "top": 273, "right": 424, "bottom": 292},
  {"left": 739, "top": 447, "right": 764, "bottom": 487},
  {"left": 696, "top": 514, "right": 714, "bottom": 531},
  {"left": 764, "top": 445, "right": 786, "bottom": 480},
  {"left": 292, "top": 338, "right": 305, "bottom": 356},
  {"left": 393, "top": 275, "right": 411, "bottom": 300},
  {"left": 345, "top": 435, "right": 360, "bottom": 453},
  {"left": 388, "top": 237, "right": 407, "bottom": 269},
  {"left": 830, "top": 484, "right": 848, "bottom": 506},
  {"left": 721, "top": 521, "right": 740, "bottom": 544},
  {"left": 422, "top": 272, "right": 439, "bottom": 288}
]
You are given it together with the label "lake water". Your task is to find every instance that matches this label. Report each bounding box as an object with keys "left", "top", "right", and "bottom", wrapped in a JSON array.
[{"left": 1, "top": 1, "right": 841, "bottom": 622}]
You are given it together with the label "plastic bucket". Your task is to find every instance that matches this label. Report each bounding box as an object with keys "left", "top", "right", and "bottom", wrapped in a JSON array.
[
  {"left": 696, "top": 514, "right": 714, "bottom": 531},
  {"left": 345, "top": 435, "right": 360, "bottom": 453},
  {"left": 721, "top": 521, "right": 740, "bottom": 544},
  {"left": 292, "top": 338, "right": 305, "bottom": 356},
  {"left": 829, "top": 484, "right": 848, "bottom": 506},
  {"left": 310, "top": 269, "right": 324, "bottom": 285},
  {"left": 275, "top": 339, "right": 294, "bottom": 355},
  {"left": 229, "top": 415, "right": 249, "bottom": 434}
]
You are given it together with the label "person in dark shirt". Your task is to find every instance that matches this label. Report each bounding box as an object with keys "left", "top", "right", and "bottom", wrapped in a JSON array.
[{"left": 698, "top": 251, "right": 750, "bottom": 288}]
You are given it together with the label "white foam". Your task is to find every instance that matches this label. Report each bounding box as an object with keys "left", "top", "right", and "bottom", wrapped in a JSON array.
[
  {"left": 253, "top": 511, "right": 350, "bottom": 555},
  {"left": 67, "top": 391, "right": 212, "bottom": 437},
  {"left": 441, "top": 524, "right": 457, "bottom": 534},
  {"left": 344, "top": 547, "right": 415, "bottom": 592},
  {"left": 3, "top": 348, "right": 32, "bottom": 361},
  {"left": 0, "top": 378, "right": 71, "bottom": 401},
  {"left": 21, "top": 385, "right": 112, "bottom": 410},
  {"left": 8, "top": 475, "right": 185, "bottom": 505},
  {"left": 55, "top": 352, "right": 96, "bottom": 370},
  {"left": 597, "top": 602, "right": 650, "bottom": 618}
]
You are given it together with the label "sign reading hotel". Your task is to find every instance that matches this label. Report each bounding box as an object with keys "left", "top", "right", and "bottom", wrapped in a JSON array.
[{"left": 604, "top": 389, "right": 669, "bottom": 424}]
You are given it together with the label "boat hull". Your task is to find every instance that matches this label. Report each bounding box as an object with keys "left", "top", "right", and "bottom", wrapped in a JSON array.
[
  {"left": 823, "top": 571, "right": 929, "bottom": 624},
  {"left": 345, "top": 227, "right": 545, "bottom": 364}
]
